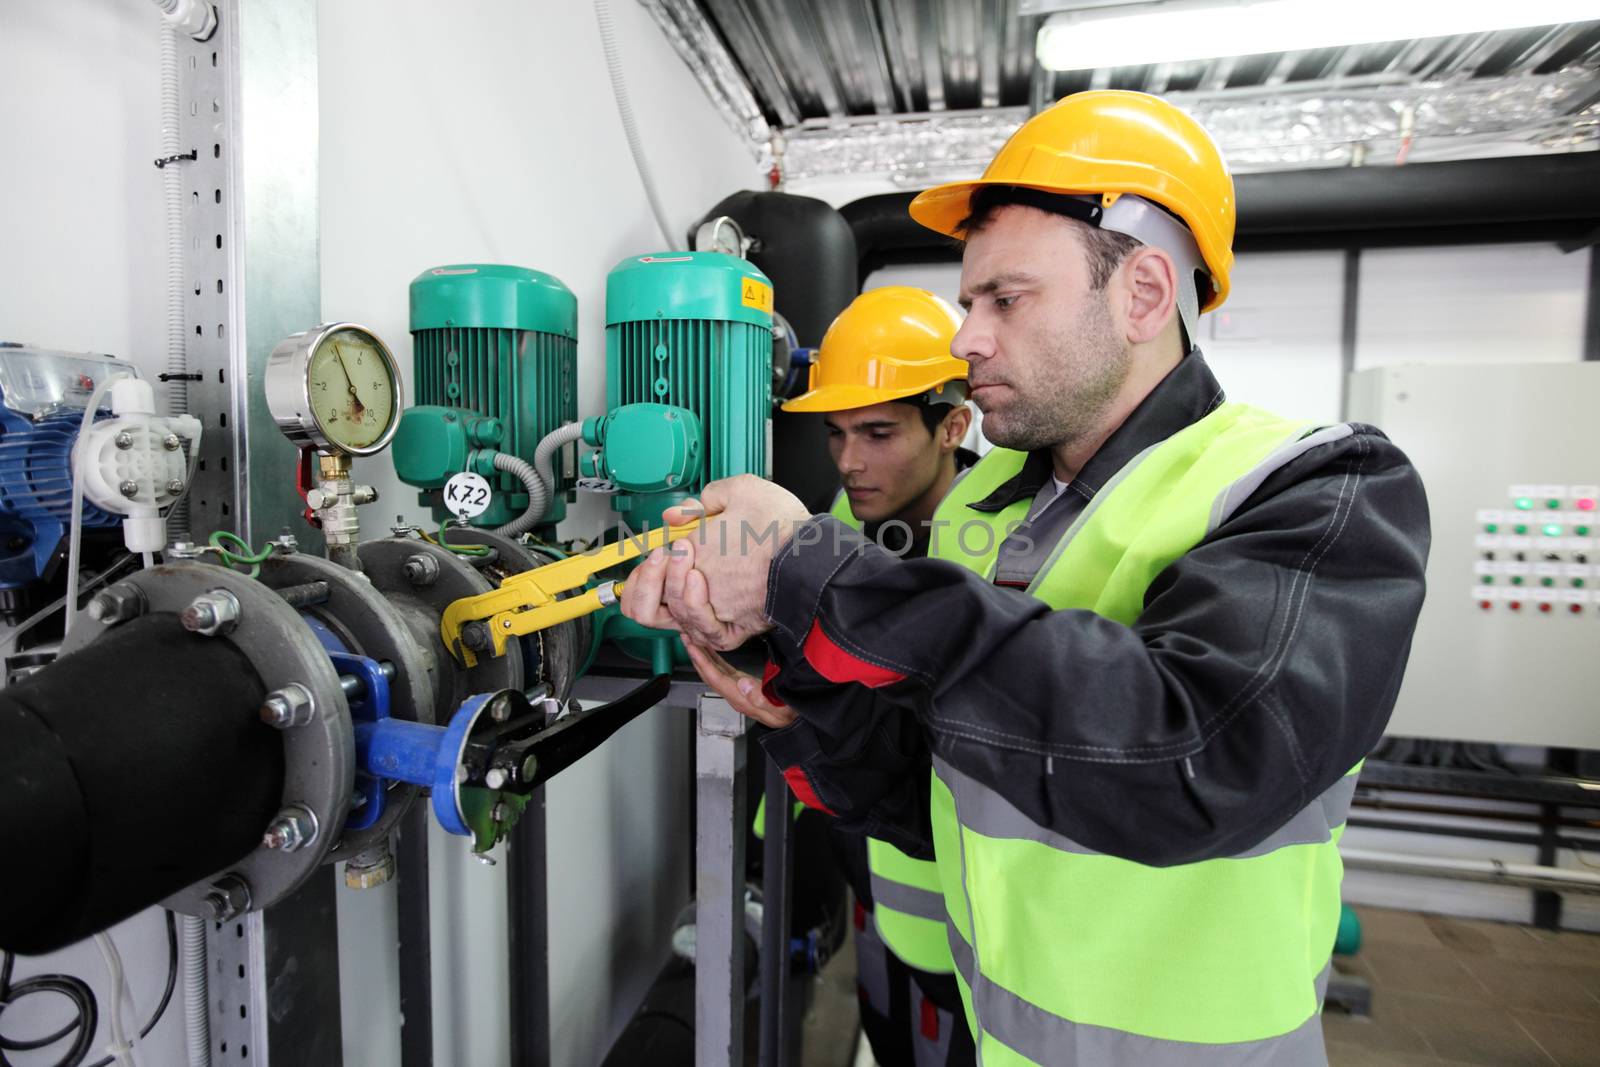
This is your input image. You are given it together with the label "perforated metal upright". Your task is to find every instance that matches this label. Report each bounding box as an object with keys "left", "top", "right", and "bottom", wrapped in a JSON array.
[{"left": 173, "top": 1, "right": 344, "bottom": 1062}]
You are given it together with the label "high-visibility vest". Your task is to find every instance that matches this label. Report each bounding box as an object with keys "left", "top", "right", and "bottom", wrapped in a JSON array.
[
  {"left": 829, "top": 490, "right": 956, "bottom": 976},
  {"left": 928, "top": 403, "right": 1359, "bottom": 1064}
]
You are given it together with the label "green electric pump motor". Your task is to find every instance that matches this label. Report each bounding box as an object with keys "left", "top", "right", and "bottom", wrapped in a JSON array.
[
  {"left": 604, "top": 252, "right": 773, "bottom": 530},
  {"left": 400, "top": 265, "right": 578, "bottom": 529}
]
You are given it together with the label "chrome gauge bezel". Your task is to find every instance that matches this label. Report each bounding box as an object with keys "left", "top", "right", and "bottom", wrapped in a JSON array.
[{"left": 264, "top": 322, "right": 403, "bottom": 457}]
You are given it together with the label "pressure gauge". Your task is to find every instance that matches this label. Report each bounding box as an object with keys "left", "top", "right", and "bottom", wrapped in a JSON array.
[{"left": 265, "top": 323, "right": 402, "bottom": 456}]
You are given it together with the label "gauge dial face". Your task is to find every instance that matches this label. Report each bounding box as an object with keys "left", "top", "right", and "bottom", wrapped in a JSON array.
[{"left": 307, "top": 327, "right": 396, "bottom": 452}]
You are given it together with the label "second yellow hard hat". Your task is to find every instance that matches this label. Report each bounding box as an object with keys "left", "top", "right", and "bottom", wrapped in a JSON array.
[{"left": 783, "top": 287, "right": 968, "bottom": 413}]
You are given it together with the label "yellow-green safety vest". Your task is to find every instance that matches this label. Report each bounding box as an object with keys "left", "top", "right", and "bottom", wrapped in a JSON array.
[
  {"left": 928, "top": 403, "right": 1359, "bottom": 1065},
  {"left": 828, "top": 490, "right": 955, "bottom": 976}
]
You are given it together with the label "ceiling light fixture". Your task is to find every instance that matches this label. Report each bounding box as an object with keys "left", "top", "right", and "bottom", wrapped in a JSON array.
[{"left": 1035, "top": 0, "right": 1599, "bottom": 72}]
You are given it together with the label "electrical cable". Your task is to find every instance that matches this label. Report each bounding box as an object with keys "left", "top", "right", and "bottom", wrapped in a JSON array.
[
  {"left": 0, "top": 912, "right": 177, "bottom": 1067},
  {"left": 65, "top": 374, "right": 132, "bottom": 639},
  {"left": 432, "top": 521, "right": 490, "bottom": 556},
  {"left": 0, "top": 554, "right": 138, "bottom": 652},
  {"left": 207, "top": 531, "right": 273, "bottom": 578},
  {"left": 90, "top": 936, "right": 133, "bottom": 1067}
]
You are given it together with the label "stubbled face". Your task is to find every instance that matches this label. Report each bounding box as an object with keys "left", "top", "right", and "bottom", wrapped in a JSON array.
[
  {"left": 825, "top": 401, "right": 947, "bottom": 523},
  {"left": 954, "top": 205, "right": 1130, "bottom": 453}
]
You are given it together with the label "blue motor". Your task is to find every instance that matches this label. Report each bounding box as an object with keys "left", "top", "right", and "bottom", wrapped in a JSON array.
[{"left": 0, "top": 346, "right": 135, "bottom": 589}]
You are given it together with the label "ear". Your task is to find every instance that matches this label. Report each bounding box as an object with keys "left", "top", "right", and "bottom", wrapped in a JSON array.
[
  {"left": 1121, "top": 247, "right": 1179, "bottom": 346},
  {"left": 940, "top": 404, "right": 973, "bottom": 452}
]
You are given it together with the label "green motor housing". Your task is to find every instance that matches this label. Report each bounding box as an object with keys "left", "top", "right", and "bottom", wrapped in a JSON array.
[
  {"left": 406, "top": 265, "right": 578, "bottom": 529},
  {"left": 604, "top": 252, "right": 773, "bottom": 530}
]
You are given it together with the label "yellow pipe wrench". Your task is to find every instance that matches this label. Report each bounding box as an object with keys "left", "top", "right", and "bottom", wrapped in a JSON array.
[{"left": 439, "top": 520, "right": 702, "bottom": 666}]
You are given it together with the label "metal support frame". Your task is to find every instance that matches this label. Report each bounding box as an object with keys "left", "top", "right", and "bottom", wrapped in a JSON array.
[
  {"left": 758, "top": 750, "right": 794, "bottom": 1067},
  {"left": 177, "top": 1, "right": 339, "bottom": 1061},
  {"left": 184, "top": 0, "right": 323, "bottom": 551},
  {"left": 696, "top": 695, "right": 749, "bottom": 1067}
]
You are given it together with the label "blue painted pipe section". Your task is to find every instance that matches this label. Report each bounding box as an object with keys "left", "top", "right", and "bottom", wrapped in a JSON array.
[{"left": 356, "top": 719, "right": 442, "bottom": 786}]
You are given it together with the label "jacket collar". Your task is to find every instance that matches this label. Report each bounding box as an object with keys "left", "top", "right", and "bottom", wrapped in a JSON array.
[{"left": 968, "top": 350, "right": 1226, "bottom": 513}]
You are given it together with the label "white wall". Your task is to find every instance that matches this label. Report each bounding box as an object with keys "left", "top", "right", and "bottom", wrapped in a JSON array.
[
  {"left": 1, "top": 2, "right": 760, "bottom": 1066},
  {"left": 0, "top": 0, "right": 167, "bottom": 362}
]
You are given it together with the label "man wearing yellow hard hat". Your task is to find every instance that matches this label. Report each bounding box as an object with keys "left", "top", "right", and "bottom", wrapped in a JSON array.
[
  {"left": 627, "top": 91, "right": 1429, "bottom": 1064},
  {"left": 778, "top": 286, "right": 978, "bottom": 1066},
  {"left": 786, "top": 286, "right": 977, "bottom": 554}
]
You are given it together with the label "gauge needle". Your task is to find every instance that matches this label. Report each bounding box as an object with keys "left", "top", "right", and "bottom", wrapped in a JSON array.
[{"left": 333, "top": 343, "right": 365, "bottom": 416}]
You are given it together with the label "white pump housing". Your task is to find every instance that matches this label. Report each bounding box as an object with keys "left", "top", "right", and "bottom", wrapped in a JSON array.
[{"left": 76, "top": 378, "right": 203, "bottom": 554}]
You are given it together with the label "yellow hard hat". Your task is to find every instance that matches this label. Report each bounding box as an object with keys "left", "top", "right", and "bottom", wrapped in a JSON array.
[
  {"left": 908, "top": 90, "right": 1236, "bottom": 310},
  {"left": 782, "top": 287, "right": 967, "bottom": 413}
]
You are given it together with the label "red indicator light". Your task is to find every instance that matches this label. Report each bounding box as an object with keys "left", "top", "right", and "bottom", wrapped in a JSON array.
[
  {"left": 1538, "top": 603, "right": 1553, "bottom": 614},
  {"left": 1509, "top": 601, "right": 1522, "bottom": 611},
  {"left": 1571, "top": 604, "right": 1584, "bottom": 616},
  {"left": 1479, "top": 600, "right": 1493, "bottom": 611},
  {"left": 1578, "top": 498, "right": 1596, "bottom": 511}
]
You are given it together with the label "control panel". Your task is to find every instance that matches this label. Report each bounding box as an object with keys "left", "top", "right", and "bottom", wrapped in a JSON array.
[
  {"left": 1471, "top": 484, "right": 1597, "bottom": 617},
  {"left": 1347, "top": 362, "right": 1600, "bottom": 750}
]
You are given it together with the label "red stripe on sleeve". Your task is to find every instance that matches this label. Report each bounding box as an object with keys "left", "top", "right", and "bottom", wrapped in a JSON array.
[
  {"left": 760, "top": 660, "right": 786, "bottom": 708},
  {"left": 782, "top": 766, "right": 836, "bottom": 816},
  {"left": 801, "top": 621, "right": 907, "bottom": 689}
]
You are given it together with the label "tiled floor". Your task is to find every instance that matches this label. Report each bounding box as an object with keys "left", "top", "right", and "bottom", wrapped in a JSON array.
[{"left": 1326, "top": 906, "right": 1600, "bottom": 1066}]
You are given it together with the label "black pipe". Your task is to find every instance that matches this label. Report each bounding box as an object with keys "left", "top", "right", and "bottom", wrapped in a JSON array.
[
  {"left": 839, "top": 152, "right": 1600, "bottom": 274},
  {"left": 0, "top": 613, "right": 281, "bottom": 954}
]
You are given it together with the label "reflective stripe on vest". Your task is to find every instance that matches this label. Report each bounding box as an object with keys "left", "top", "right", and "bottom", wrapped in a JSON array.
[
  {"left": 831, "top": 487, "right": 955, "bottom": 976},
  {"left": 869, "top": 837, "right": 956, "bottom": 975},
  {"left": 928, "top": 402, "right": 1353, "bottom": 1060}
]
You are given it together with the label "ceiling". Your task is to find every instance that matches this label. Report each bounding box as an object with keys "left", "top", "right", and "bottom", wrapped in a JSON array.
[{"left": 638, "top": 1, "right": 1600, "bottom": 180}]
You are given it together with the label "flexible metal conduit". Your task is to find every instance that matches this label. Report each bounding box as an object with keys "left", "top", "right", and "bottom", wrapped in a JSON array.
[
  {"left": 595, "top": 0, "right": 676, "bottom": 249},
  {"left": 180, "top": 915, "right": 210, "bottom": 1067},
  {"left": 1341, "top": 847, "right": 1600, "bottom": 896}
]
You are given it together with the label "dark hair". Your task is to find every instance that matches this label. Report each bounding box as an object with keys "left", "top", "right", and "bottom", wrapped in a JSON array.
[
  {"left": 891, "top": 395, "right": 959, "bottom": 435},
  {"left": 956, "top": 185, "right": 1141, "bottom": 291}
]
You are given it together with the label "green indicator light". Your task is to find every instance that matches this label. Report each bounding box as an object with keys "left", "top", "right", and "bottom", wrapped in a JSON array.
[
  {"left": 1541, "top": 577, "right": 1555, "bottom": 587},
  {"left": 1574, "top": 578, "right": 1586, "bottom": 589},
  {"left": 1485, "top": 523, "right": 1499, "bottom": 533},
  {"left": 1548, "top": 499, "right": 1561, "bottom": 509},
  {"left": 1543, "top": 524, "right": 1564, "bottom": 537},
  {"left": 1481, "top": 576, "right": 1493, "bottom": 584},
  {"left": 1514, "top": 524, "right": 1529, "bottom": 535},
  {"left": 1514, "top": 497, "right": 1534, "bottom": 511},
  {"left": 1579, "top": 525, "right": 1592, "bottom": 536},
  {"left": 1511, "top": 576, "right": 1525, "bottom": 585}
]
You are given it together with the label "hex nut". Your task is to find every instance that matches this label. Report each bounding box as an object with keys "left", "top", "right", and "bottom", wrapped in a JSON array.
[
  {"left": 402, "top": 553, "right": 439, "bottom": 587},
  {"left": 180, "top": 589, "right": 241, "bottom": 636},
  {"left": 86, "top": 582, "right": 146, "bottom": 625},
  {"left": 259, "top": 683, "right": 315, "bottom": 729},
  {"left": 460, "top": 622, "right": 492, "bottom": 652},
  {"left": 344, "top": 851, "right": 396, "bottom": 890},
  {"left": 261, "top": 805, "right": 318, "bottom": 853},
  {"left": 202, "top": 875, "right": 252, "bottom": 921}
]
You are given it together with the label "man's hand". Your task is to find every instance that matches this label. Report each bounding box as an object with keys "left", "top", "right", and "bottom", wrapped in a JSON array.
[
  {"left": 619, "top": 475, "right": 810, "bottom": 651},
  {"left": 683, "top": 643, "right": 796, "bottom": 728}
]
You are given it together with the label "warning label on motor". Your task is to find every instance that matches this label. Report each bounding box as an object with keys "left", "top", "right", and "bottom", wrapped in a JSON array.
[{"left": 740, "top": 278, "right": 773, "bottom": 315}]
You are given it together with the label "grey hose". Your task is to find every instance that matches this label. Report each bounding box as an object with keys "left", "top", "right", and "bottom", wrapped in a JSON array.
[
  {"left": 494, "top": 422, "right": 585, "bottom": 537},
  {"left": 594, "top": 0, "right": 676, "bottom": 249},
  {"left": 181, "top": 915, "right": 211, "bottom": 1067}
]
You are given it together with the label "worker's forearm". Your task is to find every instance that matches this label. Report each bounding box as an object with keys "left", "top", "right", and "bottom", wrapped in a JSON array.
[{"left": 762, "top": 428, "right": 1430, "bottom": 866}]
